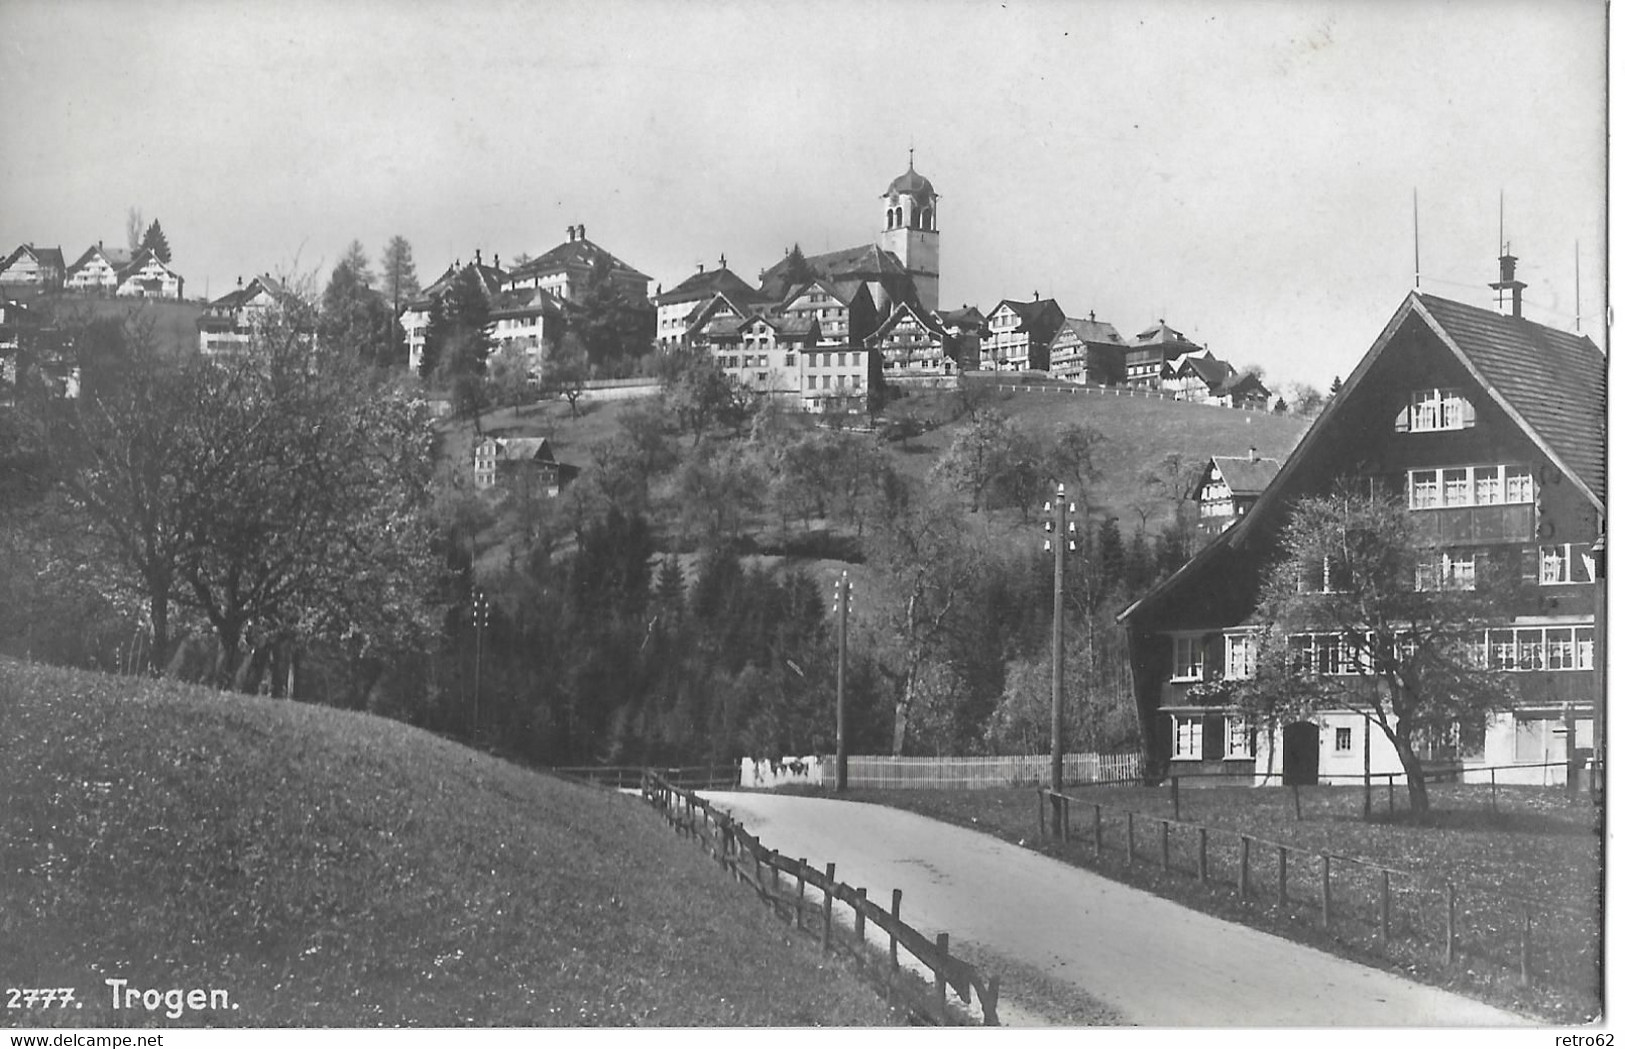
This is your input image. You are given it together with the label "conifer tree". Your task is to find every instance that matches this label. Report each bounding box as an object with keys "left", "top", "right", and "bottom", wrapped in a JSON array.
[{"left": 141, "top": 220, "right": 171, "bottom": 264}]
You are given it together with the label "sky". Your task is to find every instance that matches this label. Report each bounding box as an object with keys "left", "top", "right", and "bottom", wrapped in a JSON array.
[{"left": 0, "top": 0, "right": 1607, "bottom": 393}]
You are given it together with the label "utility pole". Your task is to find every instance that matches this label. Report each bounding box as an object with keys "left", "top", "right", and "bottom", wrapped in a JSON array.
[
  {"left": 472, "top": 589, "right": 490, "bottom": 736},
  {"left": 1045, "top": 483, "right": 1077, "bottom": 793},
  {"left": 835, "top": 571, "right": 851, "bottom": 792}
]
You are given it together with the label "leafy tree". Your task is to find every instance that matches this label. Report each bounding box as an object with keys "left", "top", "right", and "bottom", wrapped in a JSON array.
[
  {"left": 1046, "top": 422, "right": 1107, "bottom": 503},
  {"left": 422, "top": 267, "right": 495, "bottom": 424},
  {"left": 1289, "top": 382, "right": 1326, "bottom": 417},
  {"left": 380, "top": 235, "right": 420, "bottom": 314},
  {"left": 1234, "top": 484, "right": 1517, "bottom": 813},
  {"left": 125, "top": 208, "right": 145, "bottom": 255},
  {"left": 39, "top": 318, "right": 201, "bottom": 669},
  {"left": 568, "top": 255, "right": 654, "bottom": 377},
  {"left": 870, "top": 488, "right": 989, "bottom": 753},
  {"left": 485, "top": 342, "right": 535, "bottom": 410},
  {"left": 931, "top": 410, "right": 1016, "bottom": 512},
  {"left": 538, "top": 334, "right": 590, "bottom": 417},
  {"left": 141, "top": 220, "right": 171, "bottom": 264},
  {"left": 43, "top": 302, "right": 441, "bottom": 688},
  {"left": 660, "top": 347, "right": 750, "bottom": 444}
]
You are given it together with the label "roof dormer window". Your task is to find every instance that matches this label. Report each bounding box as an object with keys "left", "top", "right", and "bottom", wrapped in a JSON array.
[{"left": 1396, "top": 387, "right": 1475, "bottom": 432}]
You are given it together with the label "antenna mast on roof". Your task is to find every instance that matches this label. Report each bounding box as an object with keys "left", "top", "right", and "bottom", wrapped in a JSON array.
[
  {"left": 1496, "top": 191, "right": 1505, "bottom": 310},
  {"left": 1412, "top": 188, "right": 1420, "bottom": 290},
  {"left": 1575, "top": 239, "right": 1582, "bottom": 332}
]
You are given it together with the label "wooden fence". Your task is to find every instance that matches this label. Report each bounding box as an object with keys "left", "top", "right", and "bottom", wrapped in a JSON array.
[
  {"left": 551, "top": 765, "right": 736, "bottom": 791},
  {"left": 641, "top": 770, "right": 1001, "bottom": 1025},
  {"left": 1035, "top": 780, "right": 1599, "bottom": 1000},
  {"left": 980, "top": 378, "right": 1276, "bottom": 413},
  {"left": 843, "top": 752, "right": 1141, "bottom": 790}
]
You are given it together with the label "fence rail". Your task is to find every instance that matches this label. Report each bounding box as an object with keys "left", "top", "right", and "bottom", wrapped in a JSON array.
[
  {"left": 641, "top": 770, "right": 1000, "bottom": 1025},
  {"left": 551, "top": 765, "right": 736, "bottom": 791},
  {"left": 842, "top": 752, "right": 1141, "bottom": 790},
  {"left": 1035, "top": 781, "right": 1598, "bottom": 1001}
]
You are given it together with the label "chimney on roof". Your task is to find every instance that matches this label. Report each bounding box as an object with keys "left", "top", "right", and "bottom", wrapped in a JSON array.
[
  {"left": 1033, "top": 290, "right": 1039, "bottom": 301},
  {"left": 697, "top": 263, "right": 704, "bottom": 274},
  {"left": 578, "top": 224, "right": 586, "bottom": 241},
  {"left": 566, "top": 225, "right": 575, "bottom": 242},
  {"left": 237, "top": 275, "right": 243, "bottom": 286},
  {"left": 1490, "top": 248, "right": 1527, "bottom": 319},
  {"left": 475, "top": 249, "right": 482, "bottom": 266},
  {"left": 1089, "top": 310, "right": 1095, "bottom": 322},
  {"left": 493, "top": 254, "right": 500, "bottom": 271},
  {"left": 1249, "top": 446, "right": 1258, "bottom": 462},
  {"left": 719, "top": 253, "right": 727, "bottom": 270}
]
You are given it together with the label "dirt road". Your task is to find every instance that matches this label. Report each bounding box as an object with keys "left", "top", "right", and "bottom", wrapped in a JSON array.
[{"left": 702, "top": 792, "right": 1530, "bottom": 1027}]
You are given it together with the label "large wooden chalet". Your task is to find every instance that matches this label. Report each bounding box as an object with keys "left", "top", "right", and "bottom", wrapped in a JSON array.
[{"left": 1118, "top": 270, "right": 1604, "bottom": 788}]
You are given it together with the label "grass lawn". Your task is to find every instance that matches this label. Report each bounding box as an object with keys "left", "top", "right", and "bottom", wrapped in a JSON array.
[
  {"left": 842, "top": 782, "right": 1600, "bottom": 1022},
  {"left": 0, "top": 659, "right": 900, "bottom": 1027}
]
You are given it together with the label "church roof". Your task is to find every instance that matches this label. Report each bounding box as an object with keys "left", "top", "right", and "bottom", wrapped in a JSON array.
[{"left": 758, "top": 243, "right": 910, "bottom": 303}]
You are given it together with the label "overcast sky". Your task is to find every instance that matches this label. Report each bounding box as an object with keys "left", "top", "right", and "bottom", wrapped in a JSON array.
[{"left": 0, "top": 0, "right": 1606, "bottom": 392}]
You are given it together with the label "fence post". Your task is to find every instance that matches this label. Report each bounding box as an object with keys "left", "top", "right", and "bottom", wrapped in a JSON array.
[
  {"left": 1238, "top": 836, "right": 1250, "bottom": 898},
  {"left": 1320, "top": 854, "right": 1332, "bottom": 928},
  {"left": 1380, "top": 870, "right": 1391, "bottom": 944},
  {"left": 822, "top": 863, "right": 835, "bottom": 951},
  {"left": 936, "top": 933, "right": 950, "bottom": 1012},
  {"left": 890, "top": 889, "right": 902, "bottom": 978},
  {"left": 1444, "top": 883, "right": 1457, "bottom": 965},
  {"left": 855, "top": 887, "right": 867, "bottom": 946},
  {"left": 1126, "top": 812, "right": 1135, "bottom": 863},
  {"left": 1160, "top": 820, "right": 1170, "bottom": 871},
  {"left": 795, "top": 859, "right": 807, "bottom": 930},
  {"left": 1172, "top": 775, "right": 1180, "bottom": 821},
  {"left": 1061, "top": 795, "right": 1071, "bottom": 843},
  {"left": 1198, "top": 827, "right": 1208, "bottom": 884},
  {"left": 771, "top": 850, "right": 781, "bottom": 895},
  {"left": 1520, "top": 906, "right": 1531, "bottom": 987},
  {"left": 1277, "top": 846, "right": 1288, "bottom": 907},
  {"left": 1094, "top": 804, "right": 1103, "bottom": 855}
]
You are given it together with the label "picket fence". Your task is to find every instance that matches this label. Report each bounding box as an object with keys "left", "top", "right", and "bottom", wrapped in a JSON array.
[{"left": 840, "top": 752, "right": 1141, "bottom": 790}]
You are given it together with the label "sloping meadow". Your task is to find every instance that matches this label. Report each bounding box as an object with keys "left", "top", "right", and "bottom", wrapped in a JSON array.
[{"left": 0, "top": 659, "right": 897, "bottom": 1027}]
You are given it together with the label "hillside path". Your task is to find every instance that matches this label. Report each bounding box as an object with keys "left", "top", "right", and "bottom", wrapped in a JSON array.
[{"left": 700, "top": 792, "right": 1530, "bottom": 1027}]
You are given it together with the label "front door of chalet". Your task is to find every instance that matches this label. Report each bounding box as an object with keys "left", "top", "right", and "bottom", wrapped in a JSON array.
[{"left": 1282, "top": 721, "right": 1319, "bottom": 786}]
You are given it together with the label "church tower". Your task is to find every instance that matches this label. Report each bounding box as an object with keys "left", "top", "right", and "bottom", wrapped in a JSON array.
[{"left": 878, "top": 154, "right": 940, "bottom": 313}]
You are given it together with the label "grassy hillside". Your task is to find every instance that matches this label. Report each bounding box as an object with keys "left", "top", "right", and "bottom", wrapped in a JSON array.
[
  {"left": 448, "top": 381, "right": 1311, "bottom": 529},
  {"left": 0, "top": 659, "right": 898, "bottom": 1027},
  {"left": 889, "top": 383, "right": 1312, "bottom": 523}
]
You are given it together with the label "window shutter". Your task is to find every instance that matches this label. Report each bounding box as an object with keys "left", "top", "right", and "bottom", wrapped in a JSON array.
[{"left": 1393, "top": 405, "right": 1411, "bottom": 433}]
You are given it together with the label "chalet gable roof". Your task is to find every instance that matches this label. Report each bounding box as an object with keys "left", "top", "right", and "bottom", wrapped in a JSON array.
[
  {"left": 869, "top": 301, "right": 948, "bottom": 343},
  {"left": 1200, "top": 455, "right": 1282, "bottom": 499},
  {"left": 1118, "top": 291, "right": 1605, "bottom": 625}
]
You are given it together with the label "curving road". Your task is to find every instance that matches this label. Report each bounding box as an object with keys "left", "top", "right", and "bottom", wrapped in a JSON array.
[{"left": 701, "top": 792, "right": 1531, "bottom": 1027}]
